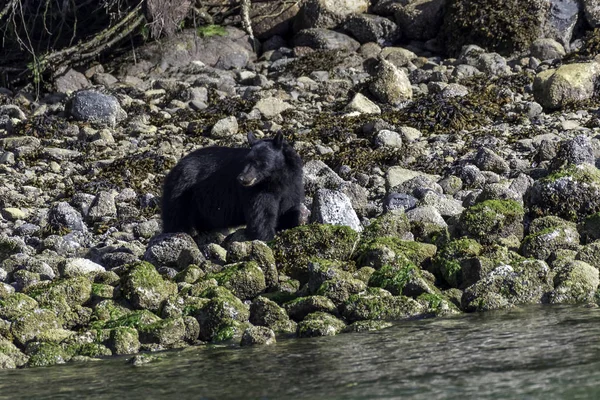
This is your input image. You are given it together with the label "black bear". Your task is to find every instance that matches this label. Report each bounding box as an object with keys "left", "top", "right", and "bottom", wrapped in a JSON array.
[{"left": 161, "top": 132, "right": 304, "bottom": 241}]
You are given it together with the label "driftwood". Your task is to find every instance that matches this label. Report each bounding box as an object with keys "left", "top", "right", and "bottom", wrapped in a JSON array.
[{"left": 0, "top": 0, "right": 291, "bottom": 89}]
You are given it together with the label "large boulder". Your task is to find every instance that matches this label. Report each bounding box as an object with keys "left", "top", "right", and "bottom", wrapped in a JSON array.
[
  {"left": 394, "top": 0, "right": 445, "bottom": 41},
  {"left": 68, "top": 90, "right": 126, "bottom": 127},
  {"left": 368, "top": 59, "right": 413, "bottom": 105},
  {"left": 533, "top": 62, "right": 600, "bottom": 110},
  {"left": 293, "top": 0, "right": 369, "bottom": 31}
]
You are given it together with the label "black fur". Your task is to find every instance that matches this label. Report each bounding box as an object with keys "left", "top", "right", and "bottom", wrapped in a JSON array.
[{"left": 161, "top": 132, "right": 304, "bottom": 241}]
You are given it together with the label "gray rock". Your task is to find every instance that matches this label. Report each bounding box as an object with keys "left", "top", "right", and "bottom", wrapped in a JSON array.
[
  {"left": 419, "top": 192, "right": 464, "bottom": 217},
  {"left": 369, "top": 59, "right": 412, "bottom": 105},
  {"left": 530, "top": 38, "right": 566, "bottom": 60},
  {"left": 251, "top": 2, "right": 300, "bottom": 38},
  {"left": 211, "top": 116, "right": 239, "bottom": 138},
  {"left": 380, "top": 47, "right": 418, "bottom": 68},
  {"left": 452, "top": 64, "right": 482, "bottom": 80},
  {"left": 583, "top": 0, "right": 600, "bottom": 26},
  {"left": 294, "top": 0, "right": 369, "bottom": 31},
  {"left": 442, "top": 83, "right": 469, "bottom": 98},
  {"left": 69, "top": 90, "right": 126, "bottom": 127},
  {"left": 374, "top": 129, "right": 402, "bottom": 148},
  {"left": 87, "top": 191, "right": 117, "bottom": 222},
  {"left": 253, "top": 97, "right": 293, "bottom": 119},
  {"left": 551, "top": 135, "right": 595, "bottom": 170},
  {"left": 311, "top": 189, "right": 363, "bottom": 232},
  {"left": 549, "top": 260, "right": 599, "bottom": 304},
  {"left": 47, "top": 202, "right": 87, "bottom": 233},
  {"left": 303, "top": 160, "right": 345, "bottom": 196},
  {"left": 293, "top": 28, "right": 361, "bottom": 52},
  {"left": 476, "top": 52, "right": 509, "bottom": 76},
  {"left": 143, "top": 233, "right": 204, "bottom": 271},
  {"left": 543, "top": 0, "right": 580, "bottom": 48},
  {"left": 398, "top": 126, "right": 422, "bottom": 142},
  {"left": 60, "top": 258, "right": 106, "bottom": 278},
  {"left": 460, "top": 164, "right": 486, "bottom": 189},
  {"left": 474, "top": 147, "right": 510, "bottom": 175},
  {"left": 346, "top": 93, "right": 381, "bottom": 115},
  {"left": 0, "top": 105, "right": 26, "bottom": 120},
  {"left": 383, "top": 192, "right": 418, "bottom": 212},
  {"left": 394, "top": 0, "right": 445, "bottom": 40},
  {"left": 55, "top": 69, "right": 91, "bottom": 94},
  {"left": 342, "top": 13, "right": 400, "bottom": 44}
]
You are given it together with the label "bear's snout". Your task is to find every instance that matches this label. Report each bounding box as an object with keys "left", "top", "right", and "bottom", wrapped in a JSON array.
[{"left": 238, "top": 172, "right": 258, "bottom": 187}]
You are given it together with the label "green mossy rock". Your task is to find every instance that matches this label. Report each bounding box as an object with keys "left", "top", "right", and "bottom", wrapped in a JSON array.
[
  {"left": 193, "top": 288, "right": 250, "bottom": 342},
  {"left": 459, "top": 200, "right": 524, "bottom": 245},
  {"left": 461, "top": 259, "right": 554, "bottom": 312},
  {"left": 340, "top": 287, "right": 426, "bottom": 322},
  {"left": 432, "top": 238, "right": 483, "bottom": 288},
  {"left": 227, "top": 241, "right": 278, "bottom": 290},
  {"left": 174, "top": 265, "right": 205, "bottom": 284},
  {"left": 520, "top": 218, "right": 580, "bottom": 261},
  {"left": 368, "top": 257, "right": 435, "bottom": 297},
  {"left": 549, "top": 260, "right": 600, "bottom": 304},
  {"left": 0, "top": 339, "right": 28, "bottom": 367},
  {"left": 240, "top": 326, "right": 276, "bottom": 346},
  {"left": 533, "top": 62, "right": 600, "bottom": 110},
  {"left": 206, "top": 261, "right": 266, "bottom": 301},
  {"left": 120, "top": 262, "right": 177, "bottom": 312},
  {"left": 316, "top": 276, "right": 366, "bottom": 306},
  {"left": 108, "top": 326, "right": 141, "bottom": 355},
  {"left": 95, "top": 309, "right": 162, "bottom": 331},
  {"left": 0, "top": 293, "right": 38, "bottom": 320},
  {"left": 417, "top": 293, "right": 461, "bottom": 317},
  {"left": 11, "top": 308, "right": 62, "bottom": 347},
  {"left": 25, "top": 276, "right": 93, "bottom": 308},
  {"left": 528, "top": 164, "right": 600, "bottom": 222},
  {"left": 576, "top": 241, "right": 600, "bottom": 268},
  {"left": 25, "top": 342, "right": 71, "bottom": 368},
  {"left": 440, "top": 0, "right": 546, "bottom": 56},
  {"left": 68, "top": 342, "right": 112, "bottom": 358},
  {"left": 249, "top": 297, "right": 296, "bottom": 334},
  {"left": 138, "top": 317, "right": 187, "bottom": 347},
  {"left": 92, "top": 299, "right": 133, "bottom": 322},
  {"left": 357, "top": 210, "right": 412, "bottom": 248},
  {"left": 357, "top": 237, "right": 437, "bottom": 270},
  {"left": 582, "top": 213, "right": 600, "bottom": 243},
  {"left": 91, "top": 283, "right": 119, "bottom": 301},
  {"left": 271, "top": 224, "right": 359, "bottom": 284},
  {"left": 284, "top": 295, "right": 338, "bottom": 322},
  {"left": 297, "top": 312, "right": 346, "bottom": 338}
]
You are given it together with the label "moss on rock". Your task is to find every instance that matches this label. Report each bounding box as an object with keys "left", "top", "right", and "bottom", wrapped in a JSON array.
[
  {"left": 271, "top": 224, "right": 359, "bottom": 284},
  {"left": 549, "top": 260, "right": 599, "bottom": 304},
  {"left": 297, "top": 312, "right": 346, "bottom": 338},
  {"left": 432, "top": 238, "right": 483, "bottom": 288},
  {"left": 459, "top": 199, "right": 524, "bottom": 244},
  {"left": 357, "top": 237, "right": 437, "bottom": 270},
  {"left": 25, "top": 342, "right": 71, "bottom": 368},
  {"left": 284, "top": 295, "right": 338, "bottom": 322},
  {"left": 11, "top": 308, "right": 63, "bottom": 347},
  {"left": 340, "top": 287, "right": 426, "bottom": 322},
  {"left": 193, "top": 287, "right": 250, "bottom": 342},
  {"left": 108, "top": 326, "right": 141, "bottom": 355},
  {"left": 206, "top": 261, "right": 266, "bottom": 301},
  {"left": 120, "top": 261, "right": 177, "bottom": 312},
  {"left": 249, "top": 296, "right": 296, "bottom": 333},
  {"left": 0, "top": 293, "right": 39, "bottom": 320}
]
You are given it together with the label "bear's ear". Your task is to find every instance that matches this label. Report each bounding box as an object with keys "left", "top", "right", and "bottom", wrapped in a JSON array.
[
  {"left": 273, "top": 131, "right": 284, "bottom": 149},
  {"left": 247, "top": 132, "right": 258, "bottom": 146}
]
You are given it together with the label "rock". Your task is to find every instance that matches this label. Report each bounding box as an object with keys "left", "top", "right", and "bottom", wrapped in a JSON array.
[
  {"left": 383, "top": 193, "right": 418, "bottom": 213},
  {"left": 583, "top": 0, "right": 600, "bottom": 26},
  {"left": 461, "top": 260, "right": 554, "bottom": 312},
  {"left": 10, "top": 308, "right": 62, "bottom": 347},
  {"left": 271, "top": 224, "right": 359, "bottom": 283},
  {"left": 294, "top": 0, "right": 369, "bottom": 31},
  {"left": 533, "top": 62, "right": 600, "bottom": 110},
  {"left": 346, "top": 93, "right": 381, "bottom": 115},
  {"left": 87, "top": 191, "right": 117, "bottom": 222},
  {"left": 380, "top": 47, "right": 418, "bottom": 68},
  {"left": 543, "top": 0, "right": 580, "bottom": 48},
  {"left": 549, "top": 260, "right": 599, "bottom": 304},
  {"left": 249, "top": 297, "right": 296, "bottom": 333},
  {"left": 369, "top": 59, "right": 413, "bottom": 105},
  {"left": 68, "top": 90, "right": 127, "bottom": 127},
  {"left": 528, "top": 163, "right": 600, "bottom": 222},
  {"left": 297, "top": 312, "right": 346, "bottom": 338},
  {"left": 342, "top": 14, "right": 400, "bottom": 44},
  {"left": 0, "top": 104, "right": 26, "bottom": 120},
  {"left": 251, "top": 1, "right": 301, "bottom": 38},
  {"left": 54, "top": 69, "right": 91, "bottom": 94},
  {"left": 303, "top": 160, "right": 345, "bottom": 196},
  {"left": 550, "top": 135, "right": 596, "bottom": 171},
  {"left": 138, "top": 317, "right": 186, "bottom": 347},
  {"left": 340, "top": 287, "right": 425, "bottom": 322},
  {"left": 520, "top": 217, "right": 580, "bottom": 260},
  {"left": 394, "top": 0, "right": 445, "bottom": 40},
  {"left": 386, "top": 167, "right": 439, "bottom": 191},
  {"left": 476, "top": 52, "right": 509, "bottom": 76},
  {"left": 293, "top": 28, "right": 361, "bottom": 52},
  {"left": 143, "top": 233, "right": 204, "bottom": 271},
  {"left": 474, "top": 147, "right": 510, "bottom": 174},
  {"left": 240, "top": 326, "right": 276, "bottom": 346},
  {"left": 459, "top": 200, "right": 525, "bottom": 245},
  {"left": 530, "top": 38, "right": 566, "bottom": 60},
  {"left": 121, "top": 262, "right": 178, "bottom": 312},
  {"left": 211, "top": 116, "right": 239, "bottom": 138},
  {"left": 405, "top": 205, "right": 448, "bottom": 241},
  {"left": 60, "top": 258, "right": 105, "bottom": 278},
  {"left": 194, "top": 287, "right": 250, "bottom": 342},
  {"left": 374, "top": 130, "right": 402, "bottom": 148},
  {"left": 207, "top": 262, "right": 266, "bottom": 301},
  {"left": 226, "top": 241, "right": 278, "bottom": 290},
  {"left": 311, "top": 189, "right": 363, "bottom": 232},
  {"left": 253, "top": 97, "right": 293, "bottom": 119},
  {"left": 108, "top": 327, "right": 141, "bottom": 355}
]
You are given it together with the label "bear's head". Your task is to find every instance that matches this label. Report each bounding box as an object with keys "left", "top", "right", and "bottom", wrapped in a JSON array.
[{"left": 237, "top": 132, "right": 286, "bottom": 187}]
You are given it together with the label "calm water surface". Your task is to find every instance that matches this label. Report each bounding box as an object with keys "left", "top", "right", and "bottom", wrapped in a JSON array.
[{"left": 1, "top": 304, "right": 600, "bottom": 399}]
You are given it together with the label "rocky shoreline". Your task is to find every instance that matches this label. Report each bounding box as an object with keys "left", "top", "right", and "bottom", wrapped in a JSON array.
[{"left": 2, "top": 0, "right": 600, "bottom": 369}]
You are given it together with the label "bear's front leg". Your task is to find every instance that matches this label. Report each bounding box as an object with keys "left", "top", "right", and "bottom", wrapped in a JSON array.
[
  {"left": 244, "top": 193, "right": 279, "bottom": 241},
  {"left": 277, "top": 206, "right": 303, "bottom": 231}
]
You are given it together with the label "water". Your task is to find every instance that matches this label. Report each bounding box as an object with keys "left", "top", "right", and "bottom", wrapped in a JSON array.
[{"left": 1, "top": 304, "right": 600, "bottom": 399}]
